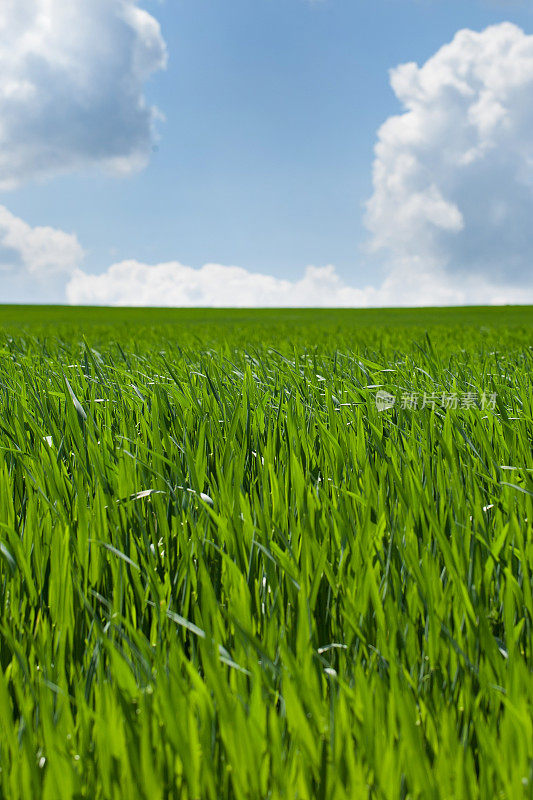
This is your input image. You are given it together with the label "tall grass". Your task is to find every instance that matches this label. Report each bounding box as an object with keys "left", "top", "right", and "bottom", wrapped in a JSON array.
[{"left": 0, "top": 310, "right": 531, "bottom": 798}]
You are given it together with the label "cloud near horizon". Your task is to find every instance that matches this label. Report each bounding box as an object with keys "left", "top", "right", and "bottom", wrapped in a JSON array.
[
  {"left": 0, "top": 205, "right": 84, "bottom": 303},
  {"left": 64, "top": 257, "right": 532, "bottom": 307},
  {"left": 0, "top": 0, "right": 167, "bottom": 189},
  {"left": 66, "top": 261, "right": 374, "bottom": 307},
  {"left": 1, "top": 203, "right": 530, "bottom": 307}
]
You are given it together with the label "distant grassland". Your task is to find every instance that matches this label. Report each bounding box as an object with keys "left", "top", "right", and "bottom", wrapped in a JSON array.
[
  {"left": 0, "top": 306, "right": 532, "bottom": 799},
  {"left": 1, "top": 304, "right": 533, "bottom": 346}
]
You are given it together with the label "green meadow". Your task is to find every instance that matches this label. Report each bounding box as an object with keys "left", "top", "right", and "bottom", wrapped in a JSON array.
[{"left": 0, "top": 306, "right": 531, "bottom": 799}]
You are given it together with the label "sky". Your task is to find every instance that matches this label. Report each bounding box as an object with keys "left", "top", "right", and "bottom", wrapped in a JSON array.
[{"left": 1, "top": 0, "right": 533, "bottom": 306}]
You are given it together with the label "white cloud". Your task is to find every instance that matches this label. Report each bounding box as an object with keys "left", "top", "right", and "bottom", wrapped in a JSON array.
[
  {"left": 0, "top": 205, "right": 528, "bottom": 307},
  {"left": 365, "top": 22, "right": 533, "bottom": 294},
  {"left": 66, "top": 260, "right": 375, "bottom": 307},
  {"left": 65, "top": 257, "right": 533, "bottom": 308},
  {"left": 0, "top": 205, "right": 83, "bottom": 276},
  {"left": 0, "top": 205, "right": 84, "bottom": 302},
  {"left": 0, "top": 0, "right": 167, "bottom": 189}
]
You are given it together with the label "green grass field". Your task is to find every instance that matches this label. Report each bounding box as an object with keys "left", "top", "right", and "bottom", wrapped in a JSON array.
[{"left": 0, "top": 306, "right": 531, "bottom": 799}]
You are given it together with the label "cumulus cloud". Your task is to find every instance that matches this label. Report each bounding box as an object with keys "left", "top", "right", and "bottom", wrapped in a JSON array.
[
  {"left": 0, "top": 205, "right": 83, "bottom": 276},
  {"left": 66, "top": 260, "right": 376, "bottom": 307},
  {"left": 0, "top": 0, "right": 167, "bottom": 189},
  {"left": 0, "top": 205, "right": 84, "bottom": 302},
  {"left": 64, "top": 256, "right": 533, "bottom": 308},
  {"left": 365, "top": 22, "right": 533, "bottom": 295}
]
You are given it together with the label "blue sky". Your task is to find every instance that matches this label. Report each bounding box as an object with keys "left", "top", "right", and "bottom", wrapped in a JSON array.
[{"left": 1, "top": 0, "right": 533, "bottom": 305}]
